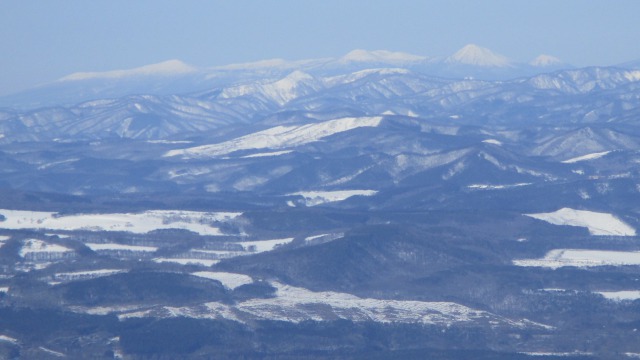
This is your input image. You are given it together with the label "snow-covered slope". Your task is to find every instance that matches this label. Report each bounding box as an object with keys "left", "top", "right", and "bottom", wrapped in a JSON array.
[
  {"left": 60, "top": 60, "right": 197, "bottom": 81},
  {"left": 530, "top": 54, "right": 563, "bottom": 67},
  {"left": 339, "top": 49, "right": 427, "bottom": 64},
  {"left": 219, "top": 70, "right": 324, "bottom": 106},
  {"left": 445, "top": 44, "right": 512, "bottom": 67},
  {"left": 561, "top": 151, "right": 612, "bottom": 163},
  {"left": 116, "top": 281, "right": 549, "bottom": 329},
  {"left": 524, "top": 208, "right": 636, "bottom": 236},
  {"left": 191, "top": 272, "right": 253, "bottom": 289},
  {"left": 289, "top": 190, "right": 378, "bottom": 206},
  {"left": 165, "top": 116, "right": 383, "bottom": 158}
]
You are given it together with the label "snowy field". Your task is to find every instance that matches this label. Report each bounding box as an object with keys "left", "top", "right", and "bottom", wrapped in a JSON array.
[
  {"left": 236, "top": 238, "right": 294, "bottom": 253},
  {"left": 19, "top": 239, "right": 72, "bottom": 258},
  {"left": 514, "top": 249, "right": 640, "bottom": 268},
  {"left": 85, "top": 243, "right": 158, "bottom": 252},
  {"left": 596, "top": 290, "right": 640, "bottom": 301},
  {"left": 153, "top": 258, "right": 220, "bottom": 267},
  {"left": 468, "top": 183, "right": 531, "bottom": 190},
  {"left": 150, "top": 239, "right": 294, "bottom": 268},
  {"left": 524, "top": 208, "right": 636, "bottom": 236},
  {"left": 0, "top": 209, "right": 241, "bottom": 235}
]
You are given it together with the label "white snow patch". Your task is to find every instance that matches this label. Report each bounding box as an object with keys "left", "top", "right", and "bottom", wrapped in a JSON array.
[
  {"left": 0, "top": 235, "right": 8, "bottom": 249},
  {"left": 0, "top": 209, "right": 240, "bottom": 236},
  {"left": 305, "top": 234, "right": 329, "bottom": 242},
  {"left": 191, "top": 272, "right": 253, "bottom": 289},
  {"left": 514, "top": 249, "right": 640, "bottom": 269},
  {"left": 596, "top": 290, "right": 640, "bottom": 301},
  {"left": 38, "top": 347, "right": 65, "bottom": 357},
  {"left": 562, "top": 151, "right": 611, "bottom": 163},
  {"left": 70, "top": 305, "right": 150, "bottom": 316},
  {"left": 241, "top": 150, "right": 293, "bottom": 158},
  {"left": 237, "top": 238, "right": 294, "bottom": 253},
  {"left": 0, "top": 335, "right": 18, "bottom": 344},
  {"left": 146, "top": 140, "right": 193, "bottom": 144},
  {"left": 482, "top": 139, "right": 502, "bottom": 146},
  {"left": 524, "top": 208, "right": 636, "bottom": 236},
  {"left": 37, "top": 158, "right": 79, "bottom": 170},
  {"left": 305, "top": 233, "right": 345, "bottom": 244},
  {"left": 520, "top": 351, "right": 592, "bottom": 357},
  {"left": 153, "top": 258, "right": 219, "bottom": 267},
  {"left": 164, "top": 116, "right": 383, "bottom": 158},
  {"left": 468, "top": 183, "right": 531, "bottom": 190},
  {"left": 19, "top": 239, "right": 72, "bottom": 257},
  {"left": 86, "top": 243, "right": 158, "bottom": 252},
  {"left": 0, "top": 287, "right": 8, "bottom": 293},
  {"left": 289, "top": 190, "right": 378, "bottom": 206}
]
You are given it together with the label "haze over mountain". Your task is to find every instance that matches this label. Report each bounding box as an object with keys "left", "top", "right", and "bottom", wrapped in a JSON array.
[{"left": 0, "top": 44, "right": 573, "bottom": 110}]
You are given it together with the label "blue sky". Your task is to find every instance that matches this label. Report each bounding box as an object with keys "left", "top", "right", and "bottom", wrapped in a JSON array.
[{"left": 1, "top": 0, "right": 639, "bottom": 96}]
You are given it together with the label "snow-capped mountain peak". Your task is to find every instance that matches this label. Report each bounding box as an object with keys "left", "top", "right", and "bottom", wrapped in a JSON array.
[
  {"left": 340, "top": 49, "right": 426, "bottom": 64},
  {"left": 445, "top": 44, "right": 512, "bottom": 67},
  {"left": 219, "top": 70, "right": 321, "bottom": 106},
  {"left": 280, "top": 70, "right": 315, "bottom": 82},
  {"left": 530, "top": 54, "right": 563, "bottom": 67},
  {"left": 60, "top": 60, "right": 197, "bottom": 81}
]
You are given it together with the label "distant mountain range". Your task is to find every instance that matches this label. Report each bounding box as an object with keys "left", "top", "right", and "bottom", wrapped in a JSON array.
[{"left": 0, "top": 44, "right": 577, "bottom": 110}]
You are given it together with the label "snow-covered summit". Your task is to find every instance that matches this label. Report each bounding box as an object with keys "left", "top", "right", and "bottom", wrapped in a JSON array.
[
  {"left": 220, "top": 70, "right": 322, "bottom": 105},
  {"left": 530, "top": 54, "right": 563, "bottom": 67},
  {"left": 445, "top": 44, "right": 512, "bottom": 67},
  {"left": 340, "top": 49, "right": 427, "bottom": 64},
  {"left": 60, "top": 60, "right": 197, "bottom": 81}
]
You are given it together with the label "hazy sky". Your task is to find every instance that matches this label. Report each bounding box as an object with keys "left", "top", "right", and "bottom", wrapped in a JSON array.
[{"left": 1, "top": 0, "right": 639, "bottom": 95}]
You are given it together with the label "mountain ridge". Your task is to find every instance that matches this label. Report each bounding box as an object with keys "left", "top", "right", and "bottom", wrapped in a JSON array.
[{"left": 0, "top": 44, "right": 577, "bottom": 110}]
